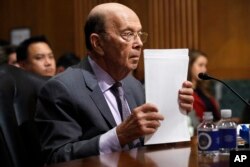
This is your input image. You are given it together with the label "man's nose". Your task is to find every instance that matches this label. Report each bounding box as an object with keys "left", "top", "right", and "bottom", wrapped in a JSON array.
[
  {"left": 133, "top": 35, "right": 143, "bottom": 48},
  {"left": 44, "top": 57, "right": 52, "bottom": 66}
]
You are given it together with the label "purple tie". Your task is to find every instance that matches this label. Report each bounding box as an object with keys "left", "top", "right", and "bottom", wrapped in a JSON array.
[
  {"left": 110, "top": 82, "right": 142, "bottom": 149},
  {"left": 110, "top": 82, "right": 130, "bottom": 121}
]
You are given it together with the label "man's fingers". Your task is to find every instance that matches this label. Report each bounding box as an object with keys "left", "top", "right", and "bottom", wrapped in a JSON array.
[
  {"left": 182, "top": 81, "right": 193, "bottom": 88},
  {"left": 179, "top": 94, "right": 194, "bottom": 103},
  {"left": 138, "top": 120, "right": 161, "bottom": 134},
  {"left": 179, "top": 102, "right": 193, "bottom": 112}
]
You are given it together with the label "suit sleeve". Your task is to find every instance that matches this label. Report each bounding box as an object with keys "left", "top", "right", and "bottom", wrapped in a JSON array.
[{"left": 35, "top": 79, "right": 100, "bottom": 164}]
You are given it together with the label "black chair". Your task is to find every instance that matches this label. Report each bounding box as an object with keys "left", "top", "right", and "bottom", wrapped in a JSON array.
[
  {"left": 0, "top": 65, "right": 49, "bottom": 167},
  {"left": 241, "top": 100, "right": 250, "bottom": 123}
]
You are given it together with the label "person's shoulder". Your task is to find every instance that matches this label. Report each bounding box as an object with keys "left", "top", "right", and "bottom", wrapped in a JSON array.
[
  {"left": 41, "top": 66, "right": 82, "bottom": 89},
  {"left": 42, "top": 59, "right": 94, "bottom": 91},
  {"left": 39, "top": 67, "right": 85, "bottom": 97}
]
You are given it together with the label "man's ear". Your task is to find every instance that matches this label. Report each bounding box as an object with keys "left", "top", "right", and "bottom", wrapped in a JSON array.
[
  {"left": 56, "top": 66, "right": 65, "bottom": 74},
  {"left": 17, "top": 61, "right": 26, "bottom": 69},
  {"left": 90, "top": 34, "right": 104, "bottom": 56}
]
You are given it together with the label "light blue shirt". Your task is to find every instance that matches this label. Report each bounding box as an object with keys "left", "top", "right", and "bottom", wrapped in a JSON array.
[{"left": 88, "top": 57, "right": 130, "bottom": 154}]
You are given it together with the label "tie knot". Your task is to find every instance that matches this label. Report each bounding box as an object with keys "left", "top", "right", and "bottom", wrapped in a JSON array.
[
  {"left": 111, "top": 82, "right": 123, "bottom": 97},
  {"left": 112, "top": 82, "right": 122, "bottom": 88}
]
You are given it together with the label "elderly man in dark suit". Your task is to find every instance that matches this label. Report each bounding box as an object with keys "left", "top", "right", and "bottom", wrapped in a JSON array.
[{"left": 35, "top": 2, "right": 194, "bottom": 165}]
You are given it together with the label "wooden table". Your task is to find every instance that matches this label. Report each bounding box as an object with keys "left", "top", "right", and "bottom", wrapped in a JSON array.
[{"left": 48, "top": 137, "right": 229, "bottom": 167}]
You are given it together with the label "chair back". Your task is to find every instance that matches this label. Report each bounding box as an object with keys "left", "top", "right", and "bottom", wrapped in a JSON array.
[{"left": 0, "top": 65, "right": 49, "bottom": 167}]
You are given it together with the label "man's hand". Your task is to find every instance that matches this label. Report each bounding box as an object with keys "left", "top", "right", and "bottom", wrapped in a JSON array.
[
  {"left": 179, "top": 81, "right": 194, "bottom": 112},
  {"left": 116, "top": 103, "right": 164, "bottom": 146}
]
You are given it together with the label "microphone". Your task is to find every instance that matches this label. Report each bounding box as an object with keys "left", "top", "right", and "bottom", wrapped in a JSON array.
[{"left": 198, "top": 73, "right": 250, "bottom": 107}]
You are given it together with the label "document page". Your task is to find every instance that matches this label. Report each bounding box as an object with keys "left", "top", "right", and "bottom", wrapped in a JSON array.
[{"left": 144, "top": 49, "right": 190, "bottom": 145}]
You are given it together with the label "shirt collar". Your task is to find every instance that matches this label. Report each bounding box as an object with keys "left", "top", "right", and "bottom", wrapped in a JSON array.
[{"left": 88, "top": 56, "right": 116, "bottom": 93}]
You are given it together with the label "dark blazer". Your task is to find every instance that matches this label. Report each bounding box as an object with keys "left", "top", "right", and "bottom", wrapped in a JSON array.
[{"left": 35, "top": 58, "right": 145, "bottom": 164}]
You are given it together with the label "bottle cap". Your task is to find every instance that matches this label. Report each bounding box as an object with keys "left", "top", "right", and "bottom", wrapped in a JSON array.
[
  {"left": 203, "top": 111, "right": 213, "bottom": 120},
  {"left": 221, "top": 109, "right": 232, "bottom": 118}
]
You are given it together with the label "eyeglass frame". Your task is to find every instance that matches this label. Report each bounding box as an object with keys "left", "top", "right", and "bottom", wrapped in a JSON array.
[
  {"left": 120, "top": 31, "right": 148, "bottom": 43},
  {"left": 98, "top": 31, "right": 148, "bottom": 43}
]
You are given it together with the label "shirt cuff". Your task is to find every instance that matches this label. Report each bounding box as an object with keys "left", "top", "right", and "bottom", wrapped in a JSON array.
[{"left": 99, "top": 127, "right": 122, "bottom": 155}]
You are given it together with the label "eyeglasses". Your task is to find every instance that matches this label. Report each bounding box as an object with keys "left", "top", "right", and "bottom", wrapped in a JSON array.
[{"left": 120, "top": 31, "right": 148, "bottom": 43}]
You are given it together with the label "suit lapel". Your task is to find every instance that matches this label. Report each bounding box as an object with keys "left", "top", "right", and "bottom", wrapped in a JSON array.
[
  {"left": 80, "top": 58, "right": 117, "bottom": 128},
  {"left": 90, "top": 87, "right": 117, "bottom": 128},
  {"left": 122, "top": 79, "right": 145, "bottom": 145},
  {"left": 122, "top": 79, "right": 138, "bottom": 112},
  {"left": 124, "top": 90, "right": 137, "bottom": 112}
]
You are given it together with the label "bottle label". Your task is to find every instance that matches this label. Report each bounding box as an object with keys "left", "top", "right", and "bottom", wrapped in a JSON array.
[
  {"left": 198, "top": 130, "right": 220, "bottom": 151},
  {"left": 219, "top": 128, "right": 237, "bottom": 149}
]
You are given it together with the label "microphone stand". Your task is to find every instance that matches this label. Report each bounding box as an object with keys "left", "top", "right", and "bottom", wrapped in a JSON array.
[{"left": 198, "top": 73, "right": 250, "bottom": 107}]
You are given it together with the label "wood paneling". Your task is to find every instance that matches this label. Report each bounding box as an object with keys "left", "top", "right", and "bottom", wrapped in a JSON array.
[
  {"left": 0, "top": 0, "right": 75, "bottom": 59},
  {"left": 199, "top": 0, "right": 250, "bottom": 79},
  {"left": 1, "top": 0, "right": 250, "bottom": 79},
  {"left": 147, "top": 0, "right": 198, "bottom": 49},
  {"left": 134, "top": 0, "right": 198, "bottom": 81}
]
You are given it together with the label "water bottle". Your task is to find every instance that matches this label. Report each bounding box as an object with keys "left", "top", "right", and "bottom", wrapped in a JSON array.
[
  {"left": 197, "top": 112, "right": 220, "bottom": 156},
  {"left": 218, "top": 109, "right": 237, "bottom": 154}
]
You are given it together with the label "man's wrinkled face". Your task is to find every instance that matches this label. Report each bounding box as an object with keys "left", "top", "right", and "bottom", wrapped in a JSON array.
[{"left": 99, "top": 11, "right": 144, "bottom": 77}]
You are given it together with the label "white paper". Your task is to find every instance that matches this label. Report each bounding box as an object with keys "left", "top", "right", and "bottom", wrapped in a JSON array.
[{"left": 144, "top": 49, "right": 190, "bottom": 145}]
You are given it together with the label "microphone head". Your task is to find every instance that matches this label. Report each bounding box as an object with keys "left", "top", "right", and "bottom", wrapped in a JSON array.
[{"left": 198, "top": 73, "right": 212, "bottom": 80}]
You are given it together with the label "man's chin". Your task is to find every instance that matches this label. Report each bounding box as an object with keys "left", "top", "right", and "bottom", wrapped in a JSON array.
[
  {"left": 43, "top": 71, "right": 55, "bottom": 77},
  {"left": 130, "top": 64, "right": 138, "bottom": 70}
]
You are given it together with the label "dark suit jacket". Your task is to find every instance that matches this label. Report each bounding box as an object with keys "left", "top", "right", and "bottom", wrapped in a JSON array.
[{"left": 35, "top": 58, "right": 145, "bottom": 164}]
